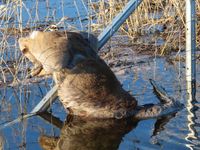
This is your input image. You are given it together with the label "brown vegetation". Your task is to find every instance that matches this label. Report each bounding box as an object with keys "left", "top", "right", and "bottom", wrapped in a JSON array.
[{"left": 94, "top": 0, "right": 200, "bottom": 55}]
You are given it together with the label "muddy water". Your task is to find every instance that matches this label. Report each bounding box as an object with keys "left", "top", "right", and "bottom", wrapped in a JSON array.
[{"left": 0, "top": 0, "right": 200, "bottom": 150}]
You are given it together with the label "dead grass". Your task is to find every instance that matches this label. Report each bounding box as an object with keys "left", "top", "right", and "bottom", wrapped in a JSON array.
[
  {"left": 0, "top": 0, "right": 199, "bottom": 85},
  {"left": 94, "top": 0, "right": 200, "bottom": 55}
]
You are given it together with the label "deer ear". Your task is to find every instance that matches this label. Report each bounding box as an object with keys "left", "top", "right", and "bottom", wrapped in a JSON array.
[{"left": 18, "top": 38, "right": 31, "bottom": 53}]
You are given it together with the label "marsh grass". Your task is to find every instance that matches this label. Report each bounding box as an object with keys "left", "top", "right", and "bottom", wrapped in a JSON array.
[
  {"left": 94, "top": 0, "right": 200, "bottom": 55},
  {"left": 0, "top": 0, "right": 199, "bottom": 89}
]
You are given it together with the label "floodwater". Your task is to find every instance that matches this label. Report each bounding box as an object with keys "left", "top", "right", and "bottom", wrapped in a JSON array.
[{"left": 0, "top": 0, "right": 200, "bottom": 150}]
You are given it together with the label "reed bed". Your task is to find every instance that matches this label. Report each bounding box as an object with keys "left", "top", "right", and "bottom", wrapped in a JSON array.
[{"left": 94, "top": 0, "right": 200, "bottom": 55}]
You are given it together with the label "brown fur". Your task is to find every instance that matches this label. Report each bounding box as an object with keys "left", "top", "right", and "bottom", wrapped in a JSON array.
[
  {"left": 57, "top": 58, "right": 137, "bottom": 119},
  {"left": 18, "top": 31, "right": 137, "bottom": 119},
  {"left": 18, "top": 31, "right": 98, "bottom": 77}
]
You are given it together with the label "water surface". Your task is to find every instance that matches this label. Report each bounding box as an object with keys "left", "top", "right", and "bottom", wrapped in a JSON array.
[{"left": 0, "top": 0, "right": 200, "bottom": 149}]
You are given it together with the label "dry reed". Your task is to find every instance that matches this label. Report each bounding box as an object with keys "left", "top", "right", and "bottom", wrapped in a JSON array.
[{"left": 94, "top": 0, "right": 200, "bottom": 55}]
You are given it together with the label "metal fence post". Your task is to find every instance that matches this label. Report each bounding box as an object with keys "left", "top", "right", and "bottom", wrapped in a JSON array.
[
  {"left": 186, "top": 0, "right": 196, "bottom": 100},
  {"left": 98, "top": 0, "right": 143, "bottom": 49},
  {"left": 185, "top": 0, "right": 197, "bottom": 145}
]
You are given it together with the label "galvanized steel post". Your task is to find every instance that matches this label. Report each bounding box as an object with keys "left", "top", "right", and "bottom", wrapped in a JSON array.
[
  {"left": 186, "top": 0, "right": 196, "bottom": 100},
  {"left": 185, "top": 0, "right": 197, "bottom": 145},
  {"left": 98, "top": 0, "right": 143, "bottom": 49}
]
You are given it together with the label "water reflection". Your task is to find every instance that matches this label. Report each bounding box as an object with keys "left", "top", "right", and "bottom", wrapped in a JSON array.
[
  {"left": 185, "top": 92, "right": 199, "bottom": 150},
  {"left": 38, "top": 112, "right": 177, "bottom": 150},
  {"left": 39, "top": 114, "right": 138, "bottom": 150}
]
